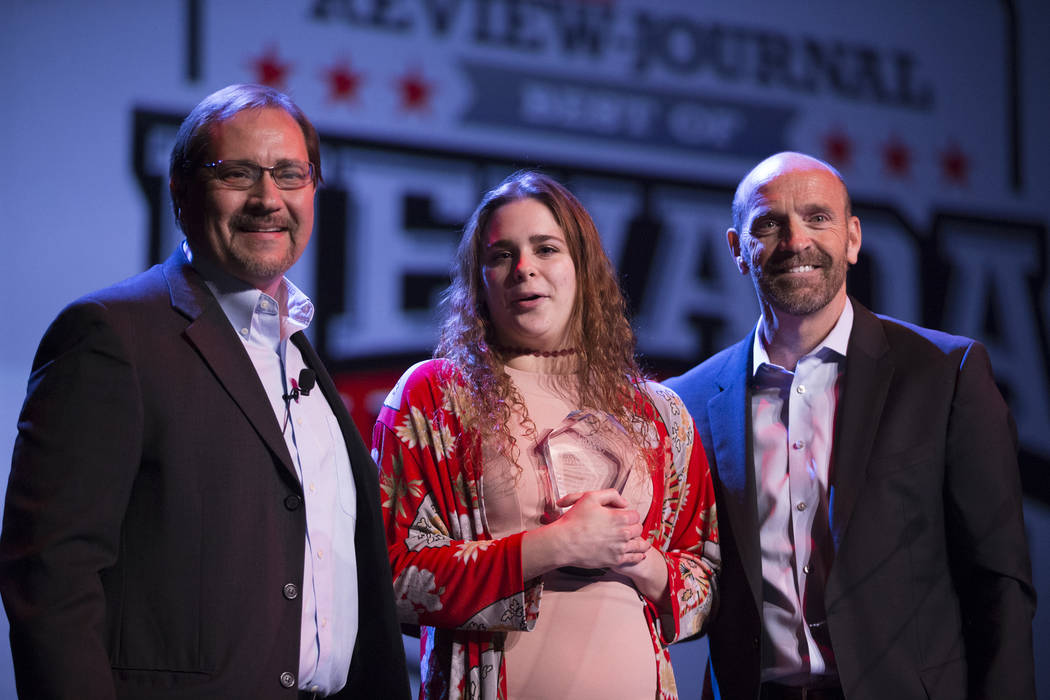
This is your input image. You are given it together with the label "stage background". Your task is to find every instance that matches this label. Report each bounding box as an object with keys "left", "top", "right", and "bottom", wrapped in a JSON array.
[{"left": 4, "top": 1, "right": 1049, "bottom": 697}]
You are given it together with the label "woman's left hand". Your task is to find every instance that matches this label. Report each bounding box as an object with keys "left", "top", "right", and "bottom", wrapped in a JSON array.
[{"left": 613, "top": 547, "right": 671, "bottom": 609}]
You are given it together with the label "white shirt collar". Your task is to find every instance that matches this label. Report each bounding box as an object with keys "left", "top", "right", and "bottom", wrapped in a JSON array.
[
  {"left": 751, "top": 298, "right": 854, "bottom": 376},
  {"left": 183, "top": 240, "right": 314, "bottom": 342}
]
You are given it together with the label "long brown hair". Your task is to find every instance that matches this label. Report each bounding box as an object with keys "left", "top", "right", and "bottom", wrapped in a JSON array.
[{"left": 435, "top": 170, "right": 651, "bottom": 465}]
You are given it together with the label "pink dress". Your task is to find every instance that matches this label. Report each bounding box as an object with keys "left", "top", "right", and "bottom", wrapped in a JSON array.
[{"left": 482, "top": 367, "right": 657, "bottom": 700}]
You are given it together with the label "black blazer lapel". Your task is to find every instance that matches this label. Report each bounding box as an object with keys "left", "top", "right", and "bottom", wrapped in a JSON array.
[
  {"left": 708, "top": 333, "right": 764, "bottom": 611},
  {"left": 161, "top": 251, "right": 298, "bottom": 480},
  {"left": 290, "top": 333, "right": 410, "bottom": 692},
  {"left": 828, "top": 300, "right": 894, "bottom": 553},
  {"left": 290, "top": 332, "right": 385, "bottom": 551},
  {"left": 289, "top": 332, "right": 371, "bottom": 467}
]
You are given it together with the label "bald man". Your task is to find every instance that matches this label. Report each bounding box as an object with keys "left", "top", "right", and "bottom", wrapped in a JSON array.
[{"left": 666, "top": 152, "right": 1035, "bottom": 700}]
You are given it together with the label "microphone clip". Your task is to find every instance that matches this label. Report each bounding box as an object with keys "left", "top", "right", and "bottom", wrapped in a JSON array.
[{"left": 283, "top": 368, "right": 317, "bottom": 403}]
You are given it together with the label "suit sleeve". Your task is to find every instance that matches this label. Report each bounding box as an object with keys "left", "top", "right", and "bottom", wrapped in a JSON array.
[
  {"left": 944, "top": 341, "right": 1036, "bottom": 697},
  {"left": 0, "top": 301, "right": 142, "bottom": 700},
  {"left": 372, "top": 362, "right": 542, "bottom": 632}
]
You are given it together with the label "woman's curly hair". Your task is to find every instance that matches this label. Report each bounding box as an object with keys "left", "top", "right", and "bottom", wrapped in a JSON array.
[{"left": 434, "top": 170, "right": 652, "bottom": 469}]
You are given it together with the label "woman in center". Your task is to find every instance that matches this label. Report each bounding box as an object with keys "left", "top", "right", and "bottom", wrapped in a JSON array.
[{"left": 373, "top": 171, "right": 720, "bottom": 699}]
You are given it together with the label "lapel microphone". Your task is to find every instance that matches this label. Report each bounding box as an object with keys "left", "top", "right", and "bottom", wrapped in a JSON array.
[{"left": 283, "top": 368, "right": 317, "bottom": 403}]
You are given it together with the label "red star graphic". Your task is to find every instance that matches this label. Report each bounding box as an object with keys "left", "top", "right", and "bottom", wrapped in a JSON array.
[
  {"left": 940, "top": 144, "right": 969, "bottom": 185},
  {"left": 822, "top": 129, "right": 853, "bottom": 168},
  {"left": 882, "top": 137, "right": 911, "bottom": 178},
  {"left": 250, "top": 46, "right": 290, "bottom": 88},
  {"left": 397, "top": 69, "right": 432, "bottom": 112},
  {"left": 324, "top": 61, "right": 363, "bottom": 103}
]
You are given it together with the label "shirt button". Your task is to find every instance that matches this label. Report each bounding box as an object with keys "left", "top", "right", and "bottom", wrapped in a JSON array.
[
  {"left": 796, "top": 502, "right": 808, "bottom": 512},
  {"left": 792, "top": 440, "right": 805, "bottom": 450},
  {"left": 279, "top": 671, "right": 296, "bottom": 688},
  {"left": 796, "top": 384, "right": 806, "bottom": 394},
  {"left": 317, "top": 549, "right": 324, "bottom": 560},
  {"left": 284, "top": 494, "right": 302, "bottom": 510},
  {"left": 283, "top": 583, "right": 299, "bottom": 600},
  {"left": 239, "top": 327, "right": 249, "bottom": 337},
  {"left": 804, "top": 564, "right": 812, "bottom": 574}
]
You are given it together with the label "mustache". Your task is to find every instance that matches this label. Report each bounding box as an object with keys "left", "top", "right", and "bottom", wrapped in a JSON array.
[
  {"left": 230, "top": 215, "right": 290, "bottom": 230},
  {"left": 764, "top": 249, "right": 831, "bottom": 271}
]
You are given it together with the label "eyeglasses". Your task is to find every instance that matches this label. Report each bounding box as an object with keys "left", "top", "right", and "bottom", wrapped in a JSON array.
[{"left": 201, "top": 160, "right": 315, "bottom": 190}]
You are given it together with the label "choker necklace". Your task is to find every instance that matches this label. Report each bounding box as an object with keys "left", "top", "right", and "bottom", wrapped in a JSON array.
[{"left": 495, "top": 345, "right": 579, "bottom": 358}]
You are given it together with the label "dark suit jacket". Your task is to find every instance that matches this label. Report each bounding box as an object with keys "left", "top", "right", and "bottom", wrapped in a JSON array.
[
  {"left": 666, "top": 299, "right": 1035, "bottom": 700},
  {"left": 0, "top": 249, "right": 410, "bottom": 699}
]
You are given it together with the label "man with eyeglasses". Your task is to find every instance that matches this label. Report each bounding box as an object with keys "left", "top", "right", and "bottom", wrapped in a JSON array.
[{"left": 0, "top": 84, "right": 410, "bottom": 699}]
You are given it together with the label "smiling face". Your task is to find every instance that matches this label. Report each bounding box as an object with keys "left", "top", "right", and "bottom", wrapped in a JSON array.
[
  {"left": 181, "top": 107, "right": 315, "bottom": 296},
  {"left": 481, "top": 197, "right": 578, "bottom": 351},
  {"left": 729, "top": 155, "right": 861, "bottom": 318}
]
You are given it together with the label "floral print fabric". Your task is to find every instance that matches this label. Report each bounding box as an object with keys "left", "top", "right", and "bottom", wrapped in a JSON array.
[{"left": 372, "top": 359, "right": 720, "bottom": 699}]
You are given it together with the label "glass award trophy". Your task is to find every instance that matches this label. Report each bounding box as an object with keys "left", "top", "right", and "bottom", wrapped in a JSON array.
[{"left": 534, "top": 409, "right": 636, "bottom": 576}]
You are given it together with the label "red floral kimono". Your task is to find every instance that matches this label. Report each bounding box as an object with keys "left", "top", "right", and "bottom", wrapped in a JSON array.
[{"left": 372, "top": 359, "right": 720, "bottom": 700}]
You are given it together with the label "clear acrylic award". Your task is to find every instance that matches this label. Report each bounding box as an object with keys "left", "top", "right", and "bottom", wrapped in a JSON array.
[{"left": 534, "top": 409, "right": 637, "bottom": 576}]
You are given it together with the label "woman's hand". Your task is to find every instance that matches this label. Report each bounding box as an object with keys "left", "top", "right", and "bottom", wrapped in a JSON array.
[
  {"left": 613, "top": 548, "right": 671, "bottom": 610},
  {"left": 521, "top": 489, "right": 650, "bottom": 579}
]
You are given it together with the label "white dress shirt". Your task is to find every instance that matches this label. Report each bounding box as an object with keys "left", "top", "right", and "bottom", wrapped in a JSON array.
[
  {"left": 750, "top": 300, "right": 853, "bottom": 685},
  {"left": 187, "top": 245, "right": 358, "bottom": 695}
]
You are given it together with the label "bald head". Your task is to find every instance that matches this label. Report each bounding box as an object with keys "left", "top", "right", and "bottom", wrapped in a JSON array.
[
  {"left": 732, "top": 152, "right": 851, "bottom": 235},
  {"left": 726, "top": 150, "right": 862, "bottom": 321}
]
